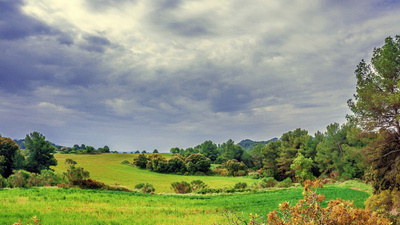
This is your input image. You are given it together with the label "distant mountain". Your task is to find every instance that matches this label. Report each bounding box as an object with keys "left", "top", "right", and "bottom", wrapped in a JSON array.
[{"left": 237, "top": 138, "right": 279, "bottom": 152}]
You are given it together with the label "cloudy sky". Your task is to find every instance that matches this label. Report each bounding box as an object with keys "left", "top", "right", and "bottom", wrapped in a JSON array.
[{"left": 1, "top": 0, "right": 399, "bottom": 152}]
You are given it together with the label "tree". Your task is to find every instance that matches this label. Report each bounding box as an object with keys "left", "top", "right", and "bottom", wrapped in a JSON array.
[
  {"left": 133, "top": 153, "right": 148, "bottom": 169},
  {"left": 290, "top": 153, "right": 314, "bottom": 183},
  {"left": 153, "top": 149, "right": 159, "bottom": 153},
  {"left": 185, "top": 153, "right": 211, "bottom": 173},
  {"left": 348, "top": 36, "right": 400, "bottom": 192},
  {"left": 199, "top": 140, "right": 219, "bottom": 161},
  {"left": 276, "top": 128, "right": 311, "bottom": 180},
  {"left": 348, "top": 36, "right": 400, "bottom": 135},
  {"left": 0, "top": 136, "right": 20, "bottom": 178},
  {"left": 24, "top": 132, "right": 57, "bottom": 173}
]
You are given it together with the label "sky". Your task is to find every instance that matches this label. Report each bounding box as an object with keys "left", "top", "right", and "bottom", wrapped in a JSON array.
[{"left": 1, "top": 0, "right": 400, "bottom": 152}]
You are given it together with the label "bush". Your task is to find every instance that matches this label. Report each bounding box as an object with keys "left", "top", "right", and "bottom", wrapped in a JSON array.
[
  {"left": 190, "top": 180, "right": 207, "bottom": 191},
  {"left": 135, "top": 183, "right": 155, "bottom": 193},
  {"left": 120, "top": 160, "right": 130, "bottom": 165},
  {"left": 80, "top": 178, "right": 106, "bottom": 189},
  {"left": 171, "top": 181, "right": 192, "bottom": 194},
  {"left": 194, "top": 187, "right": 221, "bottom": 194},
  {"left": 133, "top": 154, "right": 148, "bottom": 169},
  {"left": 260, "top": 177, "right": 277, "bottom": 188},
  {"left": 7, "top": 170, "right": 31, "bottom": 188},
  {"left": 0, "top": 175, "right": 8, "bottom": 188},
  {"left": 277, "top": 177, "right": 292, "bottom": 188},
  {"left": 234, "top": 182, "right": 248, "bottom": 190},
  {"left": 365, "top": 189, "right": 400, "bottom": 224},
  {"left": 227, "top": 180, "right": 391, "bottom": 225}
]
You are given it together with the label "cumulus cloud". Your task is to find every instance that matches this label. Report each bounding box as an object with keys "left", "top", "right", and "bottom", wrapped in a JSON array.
[{"left": 0, "top": 0, "right": 399, "bottom": 151}]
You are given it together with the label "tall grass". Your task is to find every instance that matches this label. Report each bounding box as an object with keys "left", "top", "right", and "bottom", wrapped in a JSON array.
[{"left": 0, "top": 185, "right": 370, "bottom": 224}]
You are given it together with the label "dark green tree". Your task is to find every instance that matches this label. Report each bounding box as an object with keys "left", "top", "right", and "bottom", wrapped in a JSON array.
[
  {"left": 133, "top": 153, "right": 148, "bottom": 169},
  {"left": 348, "top": 35, "right": 400, "bottom": 191},
  {"left": 24, "top": 132, "right": 57, "bottom": 173},
  {"left": 199, "top": 140, "right": 219, "bottom": 161},
  {"left": 0, "top": 136, "right": 20, "bottom": 178},
  {"left": 261, "top": 140, "right": 281, "bottom": 179}
]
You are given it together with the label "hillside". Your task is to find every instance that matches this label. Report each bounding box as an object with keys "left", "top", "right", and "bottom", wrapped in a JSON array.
[{"left": 237, "top": 138, "right": 279, "bottom": 151}]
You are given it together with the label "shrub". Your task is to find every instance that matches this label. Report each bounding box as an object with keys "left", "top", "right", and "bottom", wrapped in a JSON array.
[
  {"left": 0, "top": 175, "right": 8, "bottom": 188},
  {"left": 234, "top": 182, "right": 247, "bottom": 190},
  {"left": 227, "top": 180, "right": 391, "bottom": 225},
  {"left": 135, "top": 183, "right": 155, "bottom": 193},
  {"left": 171, "top": 181, "right": 192, "bottom": 194},
  {"left": 194, "top": 187, "right": 221, "bottom": 194},
  {"left": 80, "top": 179, "right": 106, "bottom": 189},
  {"left": 7, "top": 170, "right": 31, "bottom": 188},
  {"left": 277, "top": 177, "right": 292, "bottom": 188},
  {"left": 365, "top": 189, "right": 400, "bottom": 224},
  {"left": 190, "top": 180, "right": 207, "bottom": 191},
  {"left": 133, "top": 154, "right": 148, "bottom": 169},
  {"left": 225, "top": 159, "right": 248, "bottom": 176},
  {"left": 120, "top": 159, "right": 130, "bottom": 165},
  {"left": 260, "top": 177, "right": 277, "bottom": 188}
]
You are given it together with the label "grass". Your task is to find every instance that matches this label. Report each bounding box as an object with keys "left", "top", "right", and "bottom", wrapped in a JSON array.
[
  {"left": 51, "top": 153, "right": 256, "bottom": 193},
  {"left": 0, "top": 185, "right": 370, "bottom": 224}
]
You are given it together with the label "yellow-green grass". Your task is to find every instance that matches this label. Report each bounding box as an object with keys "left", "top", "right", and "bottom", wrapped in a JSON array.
[
  {"left": 51, "top": 153, "right": 256, "bottom": 193},
  {"left": 0, "top": 185, "right": 370, "bottom": 224}
]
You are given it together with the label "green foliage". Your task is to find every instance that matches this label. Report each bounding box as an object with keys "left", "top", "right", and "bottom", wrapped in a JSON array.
[
  {"left": 171, "top": 181, "right": 192, "bottom": 194},
  {"left": 190, "top": 180, "right": 207, "bottom": 191},
  {"left": 260, "top": 177, "right": 278, "bottom": 188},
  {"left": 167, "top": 155, "right": 186, "bottom": 173},
  {"left": 365, "top": 189, "right": 400, "bottom": 224},
  {"left": 221, "top": 139, "right": 245, "bottom": 162},
  {"left": 233, "top": 182, "right": 247, "bottom": 190},
  {"left": 0, "top": 136, "right": 20, "bottom": 178},
  {"left": 290, "top": 153, "right": 314, "bottom": 183},
  {"left": 261, "top": 140, "right": 281, "bottom": 179},
  {"left": 277, "top": 177, "right": 293, "bottom": 188},
  {"left": 0, "top": 175, "right": 8, "bottom": 188},
  {"left": 276, "top": 128, "right": 311, "bottom": 180},
  {"left": 133, "top": 153, "right": 148, "bottom": 169},
  {"left": 64, "top": 159, "right": 90, "bottom": 186},
  {"left": 24, "top": 132, "right": 57, "bottom": 173},
  {"left": 185, "top": 153, "right": 211, "bottom": 174},
  {"left": 120, "top": 159, "right": 130, "bottom": 165},
  {"left": 198, "top": 140, "right": 219, "bottom": 162},
  {"left": 225, "top": 159, "right": 248, "bottom": 176},
  {"left": 135, "top": 183, "right": 155, "bottom": 193}
]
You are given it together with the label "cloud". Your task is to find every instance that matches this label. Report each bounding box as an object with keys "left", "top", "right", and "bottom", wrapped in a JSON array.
[{"left": 0, "top": 0, "right": 400, "bottom": 151}]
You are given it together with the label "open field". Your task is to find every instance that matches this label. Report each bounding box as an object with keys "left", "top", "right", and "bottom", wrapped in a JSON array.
[
  {"left": 0, "top": 185, "right": 370, "bottom": 224},
  {"left": 51, "top": 153, "right": 257, "bottom": 193}
]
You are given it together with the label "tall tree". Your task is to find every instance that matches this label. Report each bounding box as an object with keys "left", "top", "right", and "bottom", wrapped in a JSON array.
[
  {"left": 348, "top": 35, "right": 400, "bottom": 191},
  {"left": 24, "top": 132, "right": 57, "bottom": 173},
  {"left": 348, "top": 36, "right": 400, "bottom": 134},
  {"left": 0, "top": 136, "right": 20, "bottom": 178}
]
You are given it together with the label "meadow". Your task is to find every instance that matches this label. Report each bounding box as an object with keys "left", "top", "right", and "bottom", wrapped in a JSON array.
[
  {"left": 0, "top": 184, "right": 370, "bottom": 224},
  {"left": 51, "top": 153, "right": 257, "bottom": 193},
  {"left": 0, "top": 153, "right": 373, "bottom": 224}
]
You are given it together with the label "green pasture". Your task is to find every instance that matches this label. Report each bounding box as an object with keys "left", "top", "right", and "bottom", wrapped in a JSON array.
[
  {"left": 0, "top": 185, "right": 370, "bottom": 225},
  {"left": 51, "top": 153, "right": 256, "bottom": 193}
]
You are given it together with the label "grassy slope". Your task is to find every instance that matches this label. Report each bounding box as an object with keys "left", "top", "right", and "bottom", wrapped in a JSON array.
[
  {"left": 0, "top": 185, "right": 370, "bottom": 225},
  {"left": 51, "top": 153, "right": 256, "bottom": 193}
]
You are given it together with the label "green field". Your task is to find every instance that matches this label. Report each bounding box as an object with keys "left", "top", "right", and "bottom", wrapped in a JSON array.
[
  {"left": 0, "top": 153, "right": 373, "bottom": 224},
  {"left": 0, "top": 185, "right": 370, "bottom": 224},
  {"left": 51, "top": 153, "right": 257, "bottom": 193}
]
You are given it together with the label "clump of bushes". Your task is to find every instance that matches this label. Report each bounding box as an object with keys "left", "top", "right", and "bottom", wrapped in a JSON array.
[
  {"left": 259, "top": 177, "right": 277, "bottom": 188},
  {"left": 171, "top": 181, "right": 192, "bottom": 194},
  {"left": 135, "top": 183, "right": 155, "bottom": 194},
  {"left": 277, "top": 177, "right": 293, "bottom": 188},
  {"left": 365, "top": 189, "right": 400, "bottom": 224}
]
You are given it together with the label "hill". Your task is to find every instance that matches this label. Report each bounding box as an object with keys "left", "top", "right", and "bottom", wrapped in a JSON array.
[{"left": 237, "top": 138, "right": 279, "bottom": 151}]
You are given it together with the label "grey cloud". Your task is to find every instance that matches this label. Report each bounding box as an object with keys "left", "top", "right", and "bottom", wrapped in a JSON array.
[
  {"left": 80, "top": 35, "right": 112, "bottom": 53},
  {"left": 84, "top": 0, "right": 137, "bottom": 12},
  {"left": 0, "top": 0, "right": 54, "bottom": 40}
]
